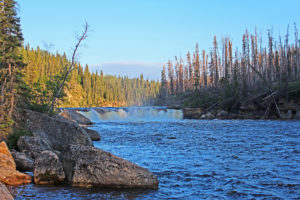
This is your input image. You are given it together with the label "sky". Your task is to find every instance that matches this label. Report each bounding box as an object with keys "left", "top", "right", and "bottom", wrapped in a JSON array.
[{"left": 18, "top": 0, "right": 300, "bottom": 80}]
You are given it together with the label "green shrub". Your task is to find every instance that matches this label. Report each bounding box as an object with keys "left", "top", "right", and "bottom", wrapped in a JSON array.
[{"left": 7, "top": 129, "right": 32, "bottom": 150}]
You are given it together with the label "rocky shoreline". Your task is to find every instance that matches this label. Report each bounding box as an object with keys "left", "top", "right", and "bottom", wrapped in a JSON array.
[
  {"left": 182, "top": 107, "right": 300, "bottom": 120},
  {"left": 0, "top": 109, "right": 158, "bottom": 199}
]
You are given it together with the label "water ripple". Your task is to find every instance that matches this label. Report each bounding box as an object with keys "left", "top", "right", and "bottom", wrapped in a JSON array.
[{"left": 14, "top": 120, "right": 300, "bottom": 199}]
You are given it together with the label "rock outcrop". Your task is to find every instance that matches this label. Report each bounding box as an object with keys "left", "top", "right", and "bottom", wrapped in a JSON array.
[
  {"left": 11, "top": 150, "right": 34, "bottom": 172},
  {"left": 83, "top": 128, "right": 100, "bottom": 141},
  {"left": 34, "top": 151, "right": 65, "bottom": 185},
  {"left": 61, "top": 145, "right": 159, "bottom": 189},
  {"left": 17, "top": 135, "right": 52, "bottom": 159},
  {"left": 60, "top": 109, "right": 92, "bottom": 125},
  {"left": 23, "top": 109, "right": 93, "bottom": 151},
  {"left": 0, "top": 142, "right": 31, "bottom": 185},
  {"left": 0, "top": 182, "right": 14, "bottom": 200}
]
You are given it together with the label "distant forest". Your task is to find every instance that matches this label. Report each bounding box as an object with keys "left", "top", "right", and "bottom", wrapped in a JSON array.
[
  {"left": 0, "top": 0, "right": 160, "bottom": 138},
  {"left": 22, "top": 45, "right": 160, "bottom": 109},
  {"left": 159, "top": 26, "right": 300, "bottom": 110}
]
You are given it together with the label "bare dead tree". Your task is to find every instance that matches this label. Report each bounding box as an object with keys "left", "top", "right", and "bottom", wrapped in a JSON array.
[{"left": 48, "top": 22, "right": 89, "bottom": 112}]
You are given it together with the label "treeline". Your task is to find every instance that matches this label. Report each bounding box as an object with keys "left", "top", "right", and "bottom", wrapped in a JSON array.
[
  {"left": 22, "top": 45, "right": 160, "bottom": 109},
  {"left": 1, "top": 0, "right": 160, "bottom": 139},
  {"left": 159, "top": 25, "right": 300, "bottom": 109}
]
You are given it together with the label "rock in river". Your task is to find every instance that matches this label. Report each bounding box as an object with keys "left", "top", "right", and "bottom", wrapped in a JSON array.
[
  {"left": 11, "top": 150, "right": 34, "bottom": 172},
  {"left": 60, "top": 109, "right": 92, "bottom": 125},
  {"left": 61, "top": 145, "right": 159, "bottom": 189},
  {"left": 34, "top": 151, "right": 65, "bottom": 185},
  {"left": 0, "top": 142, "right": 31, "bottom": 185},
  {"left": 83, "top": 127, "right": 101, "bottom": 141},
  {"left": 0, "top": 182, "right": 14, "bottom": 200}
]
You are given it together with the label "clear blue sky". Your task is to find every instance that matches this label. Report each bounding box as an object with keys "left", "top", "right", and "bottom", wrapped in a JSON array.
[{"left": 18, "top": 0, "right": 300, "bottom": 79}]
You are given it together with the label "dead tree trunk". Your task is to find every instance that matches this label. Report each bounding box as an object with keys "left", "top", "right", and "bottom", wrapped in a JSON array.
[{"left": 48, "top": 22, "right": 88, "bottom": 112}]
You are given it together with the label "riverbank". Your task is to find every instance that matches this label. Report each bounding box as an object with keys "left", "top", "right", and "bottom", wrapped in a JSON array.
[
  {"left": 160, "top": 88, "right": 300, "bottom": 120},
  {"left": 181, "top": 106, "right": 300, "bottom": 120}
]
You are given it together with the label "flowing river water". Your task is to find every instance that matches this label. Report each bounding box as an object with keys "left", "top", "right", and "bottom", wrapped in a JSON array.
[{"left": 14, "top": 107, "right": 300, "bottom": 199}]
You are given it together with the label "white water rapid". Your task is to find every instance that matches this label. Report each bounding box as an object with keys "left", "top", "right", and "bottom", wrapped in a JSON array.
[{"left": 78, "top": 107, "right": 183, "bottom": 122}]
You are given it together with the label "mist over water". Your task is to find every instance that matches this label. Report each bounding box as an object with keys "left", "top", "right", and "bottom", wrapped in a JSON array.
[{"left": 14, "top": 107, "right": 300, "bottom": 199}]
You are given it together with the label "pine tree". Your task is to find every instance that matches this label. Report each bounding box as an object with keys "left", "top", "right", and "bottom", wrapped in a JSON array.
[
  {"left": 0, "top": 0, "right": 25, "bottom": 138},
  {"left": 193, "top": 43, "right": 200, "bottom": 90},
  {"left": 160, "top": 66, "right": 167, "bottom": 98}
]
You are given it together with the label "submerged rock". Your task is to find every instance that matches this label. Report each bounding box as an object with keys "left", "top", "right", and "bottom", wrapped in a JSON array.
[
  {"left": 23, "top": 109, "right": 93, "bottom": 151},
  {"left": 34, "top": 151, "right": 65, "bottom": 185},
  {"left": 0, "top": 182, "right": 14, "bottom": 200},
  {"left": 60, "top": 109, "right": 92, "bottom": 125},
  {"left": 61, "top": 145, "right": 159, "bottom": 189},
  {"left": 11, "top": 150, "right": 34, "bottom": 172},
  {"left": 0, "top": 142, "right": 31, "bottom": 186},
  {"left": 83, "top": 128, "right": 100, "bottom": 141}
]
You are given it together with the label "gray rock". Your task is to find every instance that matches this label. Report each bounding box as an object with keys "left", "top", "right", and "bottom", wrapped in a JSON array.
[
  {"left": 200, "top": 114, "right": 207, "bottom": 119},
  {"left": 205, "top": 112, "right": 215, "bottom": 119},
  {"left": 216, "top": 110, "right": 228, "bottom": 119},
  {"left": 60, "top": 109, "right": 92, "bottom": 125},
  {"left": 83, "top": 128, "right": 100, "bottom": 141},
  {"left": 61, "top": 145, "right": 159, "bottom": 189},
  {"left": 294, "top": 109, "right": 300, "bottom": 120},
  {"left": 281, "top": 110, "right": 292, "bottom": 119},
  {"left": 23, "top": 109, "right": 93, "bottom": 151},
  {"left": 11, "top": 150, "right": 34, "bottom": 172},
  {"left": 17, "top": 136, "right": 52, "bottom": 159},
  {"left": 0, "top": 182, "right": 14, "bottom": 200},
  {"left": 34, "top": 151, "right": 65, "bottom": 185}
]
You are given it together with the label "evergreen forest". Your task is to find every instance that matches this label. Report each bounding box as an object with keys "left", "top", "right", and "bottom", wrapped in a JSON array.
[{"left": 0, "top": 0, "right": 160, "bottom": 139}]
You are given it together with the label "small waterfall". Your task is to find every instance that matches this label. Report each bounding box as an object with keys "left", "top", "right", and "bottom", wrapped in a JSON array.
[
  {"left": 78, "top": 107, "right": 183, "bottom": 122},
  {"left": 78, "top": 109, "right": 102, "bottom": 122}
]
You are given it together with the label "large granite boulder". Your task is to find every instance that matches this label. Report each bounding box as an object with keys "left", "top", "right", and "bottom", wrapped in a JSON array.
[
  {"left": 0, "top": 142, "right": 32, "bottom": 185},
  {"left": 60, "top": 109, "right": 92, "bottom": 125},
  {"left": 11, "top": 150, "right": 34, "bottom": 172},
  {"left": 61, "top": 145, "right": 159, "bottom": 189},
  {"left": 17, "top": 135, "right": 52, "bottom": 159},
  {"left": 23, "top": 109, "right": 93, "bottom": 151},
  {"left": 83, "top": 128, "right": 100, "bottom": 141},
  {"left": 0, "top": 182, "right": 14, "bottom": 200},
  {"left": 34, "top": 151, "right": 65, "bottom": 185}
]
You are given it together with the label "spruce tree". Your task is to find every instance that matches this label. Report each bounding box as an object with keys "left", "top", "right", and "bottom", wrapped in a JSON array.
[{"left": 0, "top": 0, "right": 25, "bottom": 139}]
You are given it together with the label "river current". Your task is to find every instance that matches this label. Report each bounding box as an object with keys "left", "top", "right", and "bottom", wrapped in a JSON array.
[{"left": 14, "top": 107, "right": 300, "bottom": 199}]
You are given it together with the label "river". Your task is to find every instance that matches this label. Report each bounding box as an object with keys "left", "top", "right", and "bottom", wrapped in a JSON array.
[{"left": 14, "top": 107, "right": 300, "bottom": 199}]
